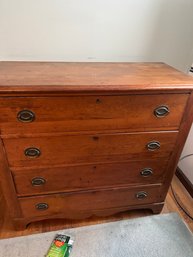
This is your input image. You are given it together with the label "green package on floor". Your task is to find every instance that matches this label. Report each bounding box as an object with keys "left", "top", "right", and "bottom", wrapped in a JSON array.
[{"left": 46, "top": 234, "right": 74, "bottom": 257}]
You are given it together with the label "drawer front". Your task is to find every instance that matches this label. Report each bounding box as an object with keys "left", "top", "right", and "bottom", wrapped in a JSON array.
[
  {"left": 13, "top": 160, "right": 168, "bottom": 196},
  {"left": 18, "top": 185, "right": 162, "bottom": 218},
  {"left": 4, "top": 132, "right": 177, "bottom": 167},
  {"left": 0, "top": 94, "right": 188, "bottom": 134}
]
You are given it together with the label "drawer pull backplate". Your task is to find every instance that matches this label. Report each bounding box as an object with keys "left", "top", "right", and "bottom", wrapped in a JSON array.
[
  {"left": 35, "top": 203, "right": 49, "bottom": 210},
  {"left": 25, "top": 147, "right": 41, "bottom": 158},
  {"left": 147, "top": 141, "right": 160, "bottom": 151},
  {"left": 140, "top": 168, "right": 153, "bottom": 177},
  {"left": 154, "top": 105, "right": 169, "bottom": 118},
  {"left": 136, "top": 191, "right": 148, "bottom": 200},
  {"left": 32, "top": 177, "right": 46, "bottom": 186},
  {"left": 17, "top": 110, "right": 35, "bottom": 122}
]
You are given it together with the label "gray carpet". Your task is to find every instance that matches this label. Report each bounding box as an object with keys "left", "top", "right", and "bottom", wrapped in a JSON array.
[{"left": 0, "top": 213, "right": 193, "bottom": 257}]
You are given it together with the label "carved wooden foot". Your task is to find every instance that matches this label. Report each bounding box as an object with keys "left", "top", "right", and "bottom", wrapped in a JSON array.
[{"left": 13, "top": 219, "right": 28, "bottom": 231}]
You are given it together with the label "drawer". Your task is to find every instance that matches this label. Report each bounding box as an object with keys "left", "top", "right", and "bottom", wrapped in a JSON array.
[
  {"left": 4, "top": 131, "right": 177, "bottom": 167},
  {"left": 18, "top": 185, "right": 162, "bottom": 218},
  {"left": 0, "top": 94, "right": 188, "bottom": 134},
  {"left": 12, "top": 160, "right": 168, "bottom": 196}
]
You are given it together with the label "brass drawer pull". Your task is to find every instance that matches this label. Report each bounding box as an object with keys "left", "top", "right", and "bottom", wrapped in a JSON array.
[
  {"left": 32, "top": 177, "right": 46, "bottom": 186},
  {"left": 147, "top": 141, "right": 160, "bottom": 151},
  {"left": 136, "top": 191, "right": 148, "bottom": 200},
  {"left": 17, "top": 110, "right": 35, "bottom": 122},
  {"left": 35, "top": 203, "right": 49, "bottom": 211},
  {"left": 25, "top": 147, "right": 41, "bottom": 158},
  {"left": 140, "top": 168, "right": 153, "bottom": 177},
  {"left": 154, "top": 106, "right": 169, "bottom": 118}
]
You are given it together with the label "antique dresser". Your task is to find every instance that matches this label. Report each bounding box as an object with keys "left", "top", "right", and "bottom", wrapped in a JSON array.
[{"left": 0, "top": 62, "right": 193, "bottom": 230}]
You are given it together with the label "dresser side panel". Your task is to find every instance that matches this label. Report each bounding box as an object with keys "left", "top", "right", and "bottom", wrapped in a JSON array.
[
  {"left": 161, "top": 92, "right": 193, "bottom": 199},
  {"left": 0, "top": 139, "right": 22, "bottom": 218}
]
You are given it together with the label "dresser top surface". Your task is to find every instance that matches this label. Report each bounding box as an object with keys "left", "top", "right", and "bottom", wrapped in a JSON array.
[{"left": 0, "top": 62, "right": 193, "bottom": 93}]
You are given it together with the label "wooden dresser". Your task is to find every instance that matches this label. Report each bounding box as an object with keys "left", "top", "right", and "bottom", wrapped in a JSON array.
[{"left": 0, "top": 62, "right": 193, "bottom": 230}]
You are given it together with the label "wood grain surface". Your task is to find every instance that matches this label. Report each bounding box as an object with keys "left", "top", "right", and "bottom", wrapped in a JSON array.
[
  {"left": 3, "top": 131, "right": 178, "bottom": 168},
  {"left": 12, "top": 159, "right": 168, "bottom": 196},
  {"left": 0, "top": 94, "right": 188, "bottom": 135},
  {"left": 0, "top": 62, "right": 193, "bottom": 93},
  {"left": 0, "top": 176, "right": 192, "bottom": 238},
  {"left": 18, "top": 184, "right": 162, "bottom": 219},
  {"left": 0, "top": 62, "right": 192, "bottom": 231}
]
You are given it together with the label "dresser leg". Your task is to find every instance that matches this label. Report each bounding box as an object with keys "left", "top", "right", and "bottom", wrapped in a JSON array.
[
  {"left": 13, "top": 219, "right": 28, "bottom": 231},
  {"left": 151, "top": 203, "right": 164, "bottom": 214}
]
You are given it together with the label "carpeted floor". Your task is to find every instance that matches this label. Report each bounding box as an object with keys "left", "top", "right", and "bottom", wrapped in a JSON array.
[{"left": 0, "top": 213, "right": 192, "bottom": 257}]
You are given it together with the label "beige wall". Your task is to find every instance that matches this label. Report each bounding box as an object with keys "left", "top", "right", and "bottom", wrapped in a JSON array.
[{"left": 0, "top": 0, "right": 193, "bottom": 72}]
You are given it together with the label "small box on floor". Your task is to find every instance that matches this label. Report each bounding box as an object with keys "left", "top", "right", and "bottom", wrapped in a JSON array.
[{"left": 46, "top": 234, "right": 74, "bottom": 257}]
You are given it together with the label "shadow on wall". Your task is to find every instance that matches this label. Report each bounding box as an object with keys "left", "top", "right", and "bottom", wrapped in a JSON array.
[
  {"left": 148, "top": 0, "right": 193, "bottom": 73},
  {"left": 179, "top": 63, "right": 193, "bottom": 185}
]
